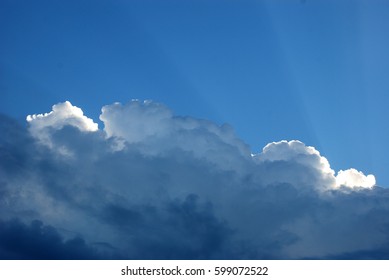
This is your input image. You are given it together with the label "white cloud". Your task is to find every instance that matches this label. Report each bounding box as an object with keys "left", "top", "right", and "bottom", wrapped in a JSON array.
[
  {"left": 252, "top": 140, "right": 376, "bottom": 191},
  {"left": 252, "top": 140, "right": 336, "bottom": 191},
  {"left": 100, "top": 100, "right": 173, "bottom": 143},
  {"left": 0, "top": 100, "right": 386, "bottom": 260},
  {"left": 26, "top": 101, "right": 98, "bottom": 149},
  {"left": 100, "top": 100, "right": 251, "bottom": 172},
  {"left": 27, "top": 101, "right": 98, "bottom": 132},
  {"left": 336, "top": 168, "right": 376, "bottom": 189}
]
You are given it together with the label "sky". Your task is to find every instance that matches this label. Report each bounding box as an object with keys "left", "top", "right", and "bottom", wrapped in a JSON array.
[{"left": 1, "top": 0, "right": 389, "bottom": 259}]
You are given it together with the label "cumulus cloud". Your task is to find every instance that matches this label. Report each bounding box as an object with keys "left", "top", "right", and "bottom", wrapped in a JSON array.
[
  {"left": 252, "top": 140, "right": 336, "bottom": 191},
  {"left": 100, "top": 100, "right": 251, "bottom": 171},
  {"left": 0, "top": 100, "right": 386, "bottom": 259},
  {"left": 336, "top": 168, "right": 376, "bottom": 189},
  {"left": 252, "top": 140, "right": 376, "bottom": 191},
  {"left": 26, "top": 101, "right": 98, "bottom": 149}
]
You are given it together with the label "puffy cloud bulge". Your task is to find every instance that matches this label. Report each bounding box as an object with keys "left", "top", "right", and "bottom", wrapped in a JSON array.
[
  {"left": 0, "top": 100, "right": 386, "bottom": 259},
  {"left": 27, "top": 101, "right": 98, "bottom": 135}
]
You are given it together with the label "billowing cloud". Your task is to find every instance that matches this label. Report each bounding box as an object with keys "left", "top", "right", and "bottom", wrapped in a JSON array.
[
  {"left": 100, "top": 100, "right": 251, "bottom": 171},
  {"left": 336, "top": 168, "right": 376, "bottom": 189},
  {"left": 0, "top": 100, "right": 387, "bottom": 259},
  {"left": 253, "top": 140, "right": 336, "bottom": 191},
  {"left": 26, "top": 101, "right": 98, "bottom": 132},
  {"left": 26, "top": 101, "right": 98, "bottom": 149}
]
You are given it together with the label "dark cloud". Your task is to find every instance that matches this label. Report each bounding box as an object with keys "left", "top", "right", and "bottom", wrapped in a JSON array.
[
  {"left": 0, "top": 219, "right": 103, "bottom": 259},
  {"left": 125, "top": 195, "right": 235, "bottom": 260},
  {"left": 0, "top": 101, "right": 388, "bottom": 259}
]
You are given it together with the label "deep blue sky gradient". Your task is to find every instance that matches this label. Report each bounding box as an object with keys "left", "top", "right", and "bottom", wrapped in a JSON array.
[{"left": 1, "top": 0, "right": 389, "bottom": 185}]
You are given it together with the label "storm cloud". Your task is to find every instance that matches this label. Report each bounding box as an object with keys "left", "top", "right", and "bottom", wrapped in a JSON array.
[{"left": 0, "top": 100, "right": 387, "bottom": 259}]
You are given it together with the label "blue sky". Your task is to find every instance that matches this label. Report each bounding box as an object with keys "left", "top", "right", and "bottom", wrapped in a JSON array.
[
  {"left": 1, "top": 0, "right": 389, "bottom": 260},
  {"left": 1, "top": 0, "right": 389, "bottom": 186}
]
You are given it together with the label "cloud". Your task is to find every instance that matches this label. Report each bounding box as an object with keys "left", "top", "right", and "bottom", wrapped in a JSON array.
[
  {"left": 252, "top": 140, "right": 336, "bottom": 191},
  {"left": 26, "top": 101, "right": 98, "bottom": 148},
  {"left": 336, "top": 168, "right": 376, "bottom": 189},
  {"left": 0, "top": 219, "right": 107, "bottom": 259},
  {"left": 252, "top": 140, "right": 376, "bottom": 191},
  {"left": 100, "top": 100, "right": 252, "bottom": 171},
  {"left": 0, "top": 100, "right": 387, "bottom": 259}
]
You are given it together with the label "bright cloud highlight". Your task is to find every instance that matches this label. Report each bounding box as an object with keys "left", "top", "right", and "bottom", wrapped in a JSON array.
[
  {"left": 336, "top": 168, "right": 376, "bottom": 189},
  {"left": 26, "top": 101, "right": 98, "bottom": 144}
]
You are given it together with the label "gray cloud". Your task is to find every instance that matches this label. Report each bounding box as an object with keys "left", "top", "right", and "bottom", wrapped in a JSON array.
[{"left": 0, "top": 101, "right": 387, "bottom": 259}]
